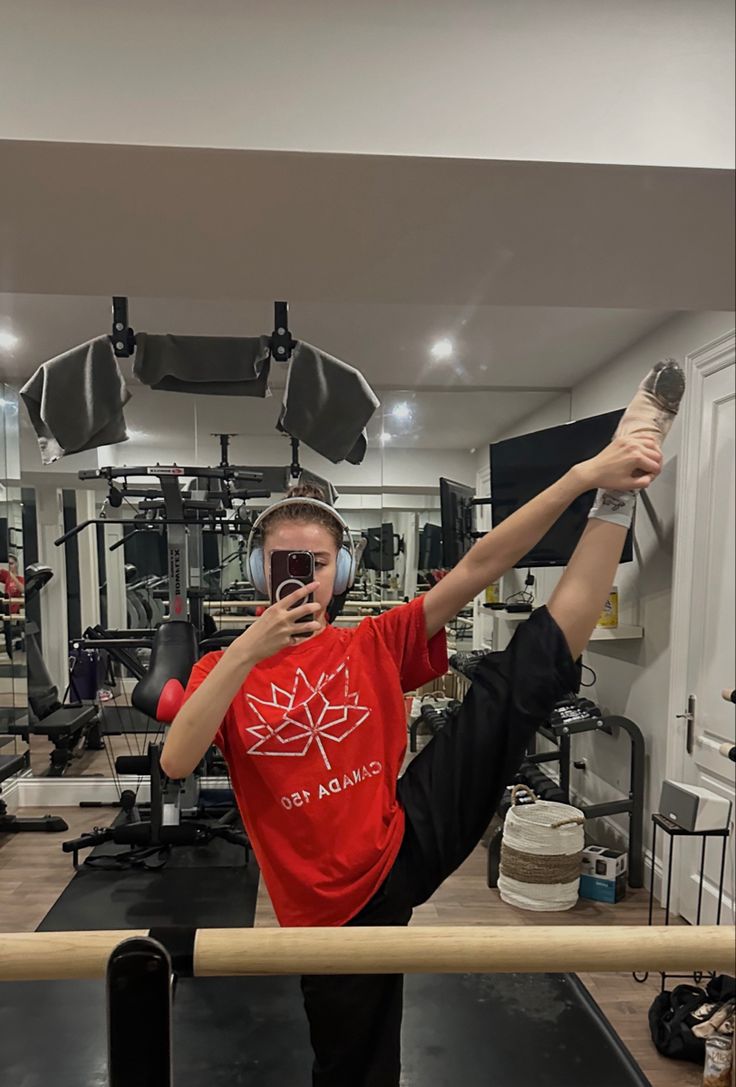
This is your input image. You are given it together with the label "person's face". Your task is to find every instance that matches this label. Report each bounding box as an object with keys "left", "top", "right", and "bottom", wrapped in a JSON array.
[
  {"left": 264, "top": 521, "right": 337, "bottom": 627},
  {"left": 8, "top": 557, "right": 17, "bottom": 575}
]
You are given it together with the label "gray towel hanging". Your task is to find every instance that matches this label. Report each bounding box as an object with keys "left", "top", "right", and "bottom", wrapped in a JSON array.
[
  {"left": 134, "top": 333, "right": 271, "bottom": 396},
  {"left": 20, "top": 337, "right": 130, "bottom": 464},
  {"left": 277, "top": 343, "right": 379, "bottom": 464}
]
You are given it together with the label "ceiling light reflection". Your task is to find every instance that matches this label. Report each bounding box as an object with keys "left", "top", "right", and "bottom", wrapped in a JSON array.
[
  {"left": 430, "top": 338, "right": 453, "bottom": 360},
  {"left": 0, "top": 330, "right": 19, "bottom": 351}
]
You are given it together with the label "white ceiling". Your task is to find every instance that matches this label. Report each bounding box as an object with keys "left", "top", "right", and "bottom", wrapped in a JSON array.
[
  {"left": 1, "top": 143, "right": 733, "bottom": 311},
  {"left": 1, "top": 0, "right": 733, "bottom": 169}
]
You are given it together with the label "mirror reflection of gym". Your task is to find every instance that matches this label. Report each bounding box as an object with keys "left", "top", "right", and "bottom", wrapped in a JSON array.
[{"left": 0, "top": 386, "right": 31, "bottom": 826}]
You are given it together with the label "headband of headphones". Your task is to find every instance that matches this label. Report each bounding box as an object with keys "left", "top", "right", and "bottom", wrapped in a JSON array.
[{"left": 246, "top": 497, "right": 357, "bottom": 598}]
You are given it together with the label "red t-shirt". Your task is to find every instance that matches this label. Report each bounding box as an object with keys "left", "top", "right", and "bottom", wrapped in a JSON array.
[
  {"left": 182, "top": 598, "right": 447, "bottom": 927},
  {"left": 0, "top": 570, "right": 24, "bottom": 615}
]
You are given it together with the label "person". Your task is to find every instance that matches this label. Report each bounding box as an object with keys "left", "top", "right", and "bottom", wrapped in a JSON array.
[
  {"left": 163, "top": 360, "right": 684, "bottom": 1086},
  {"left": 0, "top": 554, "right": 24, "bottom": 660}
]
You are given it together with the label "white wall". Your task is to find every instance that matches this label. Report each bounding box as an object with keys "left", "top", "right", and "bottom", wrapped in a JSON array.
[
  {"left": 484, "top": 311, "right": 736, "bottom": 870},
  {"left": 20, "top": 419, "right": 476, "bottom": 495},
  {"left": 1, "top": 1, "right": 733, "bottom": 168}
]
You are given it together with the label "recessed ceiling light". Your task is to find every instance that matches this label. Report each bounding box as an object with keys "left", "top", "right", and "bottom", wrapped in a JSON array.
[
  {"left": 391, "top": 402, "right": 412, "bottom": 422},
  {"left": 0, "top": 330, "right": 19, "bottom": 352},
  {"left": 379, "top": 432, "right": 392, "bottom": 444},
  {"left": 430, "top": 338, "right": 453, "bottom": 360}
]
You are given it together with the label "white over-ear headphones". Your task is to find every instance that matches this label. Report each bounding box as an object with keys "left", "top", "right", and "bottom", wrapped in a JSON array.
[{"left": 245, "top": 498, "right": 357, "bottom": 598}]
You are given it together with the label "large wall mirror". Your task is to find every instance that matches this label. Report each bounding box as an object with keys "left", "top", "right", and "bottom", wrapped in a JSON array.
[
  {"left": 3, "top": 292, "right": 733, "bottom": 878},
  {"left": 0, "top": 385, "right": 28, "bottom": 789}
]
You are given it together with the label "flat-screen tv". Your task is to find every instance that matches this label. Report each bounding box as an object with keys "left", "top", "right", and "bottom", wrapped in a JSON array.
[
  {"left": 362, "top": 524, "right": 398, "bottom": 573},
  {"left": 440, "top": 478, "right": 476, "bottom": 568},
  {"left": 489, "top": 409, "right": 634, "bottom": 567},
  {"left": 419, "top": 523, "right": 442, "bottom": 569}
]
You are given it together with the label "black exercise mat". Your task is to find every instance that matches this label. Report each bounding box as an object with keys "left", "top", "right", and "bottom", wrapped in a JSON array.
[
  {"left": 0, "top": 972, "right": 650, "bottom": 1086},
  {"left": 38, "top": 854, "right": 259, "bottom": 931}
]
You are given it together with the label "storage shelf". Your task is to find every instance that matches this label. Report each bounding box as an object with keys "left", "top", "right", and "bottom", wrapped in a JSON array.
[
  {"left": 481, "top": 609, "right": 643, "bottom": 642},
  {"left": 589, "top": 625, "right": 643, "bottom": 641}
]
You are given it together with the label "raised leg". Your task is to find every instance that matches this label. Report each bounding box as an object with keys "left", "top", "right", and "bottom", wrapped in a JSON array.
[
  {"left": 550, "top": 358, "right": 685, "bottom": 659},
  {"left": 547, "top": 519, "right": 630, "bottom": 660}
]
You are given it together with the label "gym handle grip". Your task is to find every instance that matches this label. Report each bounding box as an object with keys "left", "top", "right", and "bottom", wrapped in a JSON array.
[
  {"left": 62, "top": 832, "right": 106, "bottom": 852},
  {"left": 54, "top": 519, "right": 96, "bottom": 546},
  {"left": 116, "top": 755, "right": 151, "bottom": 776}
]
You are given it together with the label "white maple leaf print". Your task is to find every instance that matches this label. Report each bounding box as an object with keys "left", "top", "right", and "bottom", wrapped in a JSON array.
[{"left": 244, "top": 663, "right": 370, "bottom": 770}]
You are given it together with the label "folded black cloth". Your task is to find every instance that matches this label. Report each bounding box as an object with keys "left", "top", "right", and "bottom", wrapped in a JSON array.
[{"left": 133, "top": 333, "right": 271, "bottom": 396}]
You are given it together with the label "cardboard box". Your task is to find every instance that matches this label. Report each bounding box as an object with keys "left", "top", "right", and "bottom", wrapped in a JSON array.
[{"left": 579, "top": 846, "right": 627, "bottom": 903}]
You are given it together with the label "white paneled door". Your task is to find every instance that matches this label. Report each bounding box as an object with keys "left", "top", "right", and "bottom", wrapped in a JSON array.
[{"left": 668, "top": 332, "right": 735, "bottom": 925}]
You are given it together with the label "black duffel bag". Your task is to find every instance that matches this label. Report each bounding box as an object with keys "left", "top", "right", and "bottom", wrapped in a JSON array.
[{"left": 649, "top": 975, "right": 736, "bottom": 1063}]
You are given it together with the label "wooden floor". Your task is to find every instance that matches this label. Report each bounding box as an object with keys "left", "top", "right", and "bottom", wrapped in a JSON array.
[{"left": 1, "top": 804, "right": 710, "bottom": 1086}]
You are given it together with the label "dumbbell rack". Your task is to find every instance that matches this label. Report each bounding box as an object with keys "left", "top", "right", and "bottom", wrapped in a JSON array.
[{"left": 528, "top": 703, "right": 645, "bottom": 888}]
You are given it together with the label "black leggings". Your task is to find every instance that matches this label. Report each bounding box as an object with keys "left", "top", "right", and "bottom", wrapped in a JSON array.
[
  {"left": 3, "top": 621, "right": 13, "bottom": 661},
  {"left": 300, "top": 606, "right": 579, "bottom": 1087}
]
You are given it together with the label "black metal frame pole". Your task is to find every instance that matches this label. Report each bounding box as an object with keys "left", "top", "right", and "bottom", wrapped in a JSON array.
[
  {"left": 648, "top": 818, "right": 657, "bottom": 927},
  {"left": 716, "top": 833, "right": 729, "bottom": 925},
  {"left": 107, "top": 937, "right": 173, "bottom": 1087},
  {"left": 558, "top": 731, "right": 571, "bottom": 802},
  {"left": 664, "top": 834, "right": 674, "bottom": 926}
]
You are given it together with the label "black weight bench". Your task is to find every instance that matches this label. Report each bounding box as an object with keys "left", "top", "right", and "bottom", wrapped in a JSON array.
[{"left": 9, "top": 702, "right": 100, "bottom": 776}]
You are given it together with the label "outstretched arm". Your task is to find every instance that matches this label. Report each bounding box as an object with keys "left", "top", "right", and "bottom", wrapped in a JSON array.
[{"left": 423, "top": 436, "right": 661, "bottom": 639}]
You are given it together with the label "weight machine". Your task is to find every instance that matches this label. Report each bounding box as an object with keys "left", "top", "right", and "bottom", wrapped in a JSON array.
[{"left": 53, "top": 458, "right": 270, "bottom": 866}]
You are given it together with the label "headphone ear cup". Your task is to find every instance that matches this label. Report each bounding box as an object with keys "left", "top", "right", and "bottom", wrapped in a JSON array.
[
  {"left": 249, "top": 548, "right": 268, "bottom": 596},
  {"left": 333, "top": 546, "right": 355, "bottom": 597}
]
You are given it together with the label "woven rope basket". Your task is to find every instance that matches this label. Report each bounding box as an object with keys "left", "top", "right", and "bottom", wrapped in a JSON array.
[{"left": 497, "top": 784, "right": 585, "bottom": 912}]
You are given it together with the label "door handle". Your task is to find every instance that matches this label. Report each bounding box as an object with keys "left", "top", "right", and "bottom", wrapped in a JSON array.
[{"left": 675, "top": 694, "right": 696, "bottom": 755}]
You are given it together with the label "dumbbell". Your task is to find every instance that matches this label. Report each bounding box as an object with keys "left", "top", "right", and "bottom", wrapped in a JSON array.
[
  {"left": 419, "top": 705, "right": 447, "bottom": 736},
  {"left": 518, "top": 763, "right": 566, "bottom": 803}
]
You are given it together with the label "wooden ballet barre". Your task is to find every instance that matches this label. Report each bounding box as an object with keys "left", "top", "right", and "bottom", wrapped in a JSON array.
[
  {"left": 202, "top": 600, "right": 406, "bottom": 611},
  {"left": 0, "top": 926, "right": 732, "bottom": 983}
]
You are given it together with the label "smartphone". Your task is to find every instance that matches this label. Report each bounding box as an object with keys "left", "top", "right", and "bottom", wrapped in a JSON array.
[{"left": 270, "top": 550, "right": 314, "bottom": 623}]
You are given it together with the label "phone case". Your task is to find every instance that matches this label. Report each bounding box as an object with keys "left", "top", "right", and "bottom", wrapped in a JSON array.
[{"left": 270, "top": 551, "right": 315, "bottom": 622}]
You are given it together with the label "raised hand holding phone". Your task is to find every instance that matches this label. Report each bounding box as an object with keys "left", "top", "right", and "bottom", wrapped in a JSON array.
[{"left": 226, "top": 580, "right": 321, "bottom": 667}]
